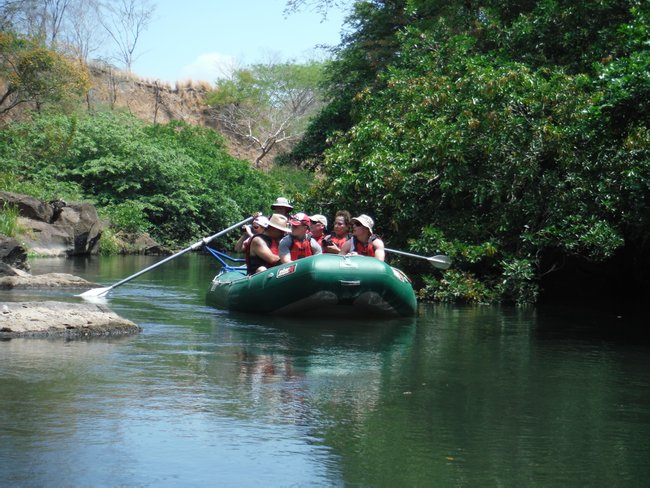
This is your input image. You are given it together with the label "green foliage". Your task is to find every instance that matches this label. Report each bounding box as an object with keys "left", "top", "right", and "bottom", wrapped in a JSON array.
[
  {"left": 300, "top": 0, "right": 649, "bottom": 303},
  {"left": 0, "top": 111, "right": 284, "bottom": 246},
  {"left": 97, "top": 227, "right": 121, "bottom": 255},
  {"left": 0, "top": 204, "right": 20, "bottom": 237},
  {"left": 206, "top": 60, "right": 325, "bottom": 166},
  {"left": 418, "top": 270, "right": 496, "bottom": 304},
  {"left": 0, "top": 31, "right": 90, "bottom": 116},
  {"left": 101, "top": 200, "right": 152, "bottom": 234}
]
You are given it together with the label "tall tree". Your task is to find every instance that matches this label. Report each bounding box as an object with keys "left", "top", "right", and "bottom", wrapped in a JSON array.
[
  {"left": 99, "top": 0, "right": 154, "bottom": 72},
  {"left": 0, "top": 30, "right": 90, "bottom": 116},
  {"left": 206, "top": 60, "right": 325, "bottom": 167}
]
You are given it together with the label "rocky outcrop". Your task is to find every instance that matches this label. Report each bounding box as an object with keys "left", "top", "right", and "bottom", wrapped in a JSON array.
[
  {"left": 0, "top": 272, "right": 96, "bottom": 289},
  {"left": 0, "top": 301, "right": 140, "bottom": 337},
  {"left": 0, "top": 192, "right": 103, "bottom": 256},
  {"left": 0, "top": 236, "right": 30, "bottom": 271}
]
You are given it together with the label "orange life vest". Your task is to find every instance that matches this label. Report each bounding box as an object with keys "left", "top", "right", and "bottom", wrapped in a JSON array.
[
  {"left": 351, "top": 235, "right": 377, "bottom": 257},
  {"left": 328, "top": 234, "right": 348, "bottom": 249},
  {"left": 289, "top": 235, "right": 314, "bottom": 260}
]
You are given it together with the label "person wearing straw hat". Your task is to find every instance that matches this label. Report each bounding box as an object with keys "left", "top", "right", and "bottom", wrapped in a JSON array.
[
  {"left": 339, "top": 214, "right": 385, "bottom": 261},
  {"left": 246, "top": 213, "right": 291, "bottom": 274},
  {"left": 270, "top": 197, "right": 293, "bottom": 217}
]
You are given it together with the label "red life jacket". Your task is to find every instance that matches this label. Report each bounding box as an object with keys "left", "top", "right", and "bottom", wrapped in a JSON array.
[
  {"left": 289, "top": 235, "right": 314, "bottom": 260},
  {"left": 245, "top": 234, "right": 280, "bottom": 274},
  {"left": 328, "top": 234, "right": 348, "bottom": 249},
  {"left": 313, "top": 233, "right": 325, "bottom": 247},
  {"left": 351, "top": 235, "right": 377, "bottom": 257}
]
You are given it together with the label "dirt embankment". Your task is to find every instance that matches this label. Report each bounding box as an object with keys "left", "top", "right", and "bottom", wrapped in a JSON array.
[{"left": 87, "top": 65, "right": 285, "bottom": 166}]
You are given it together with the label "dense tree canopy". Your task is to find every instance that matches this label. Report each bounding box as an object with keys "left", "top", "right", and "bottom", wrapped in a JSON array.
[
  {"left": 298, "top": 0, "right": 649, "bottom": 303},
  {"left": 0, "top": 30, "right": 89, "bottom": 116},
  {"left": 206, "top": 61, "right": 325, "bottom": 167}
]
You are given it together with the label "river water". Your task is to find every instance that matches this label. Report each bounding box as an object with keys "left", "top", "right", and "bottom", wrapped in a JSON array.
[{"left": 1, "top": 254, "right": 649, "bottom": 487}]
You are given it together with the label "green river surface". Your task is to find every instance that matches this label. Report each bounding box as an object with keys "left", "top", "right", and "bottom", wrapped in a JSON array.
[{"left": 1, "top": 254, "right": 649, "bottom": 487}]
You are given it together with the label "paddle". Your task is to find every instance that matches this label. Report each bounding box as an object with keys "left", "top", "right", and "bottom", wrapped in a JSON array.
[
  {"left": 79, "top": 216, "right": 254, "bottom": 298},
  {"left": 385, "top": 248, "right": 452, "bottom": 270}
]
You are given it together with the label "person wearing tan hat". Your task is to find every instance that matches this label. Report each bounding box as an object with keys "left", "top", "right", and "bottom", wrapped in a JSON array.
[
  {"left": 270, "top": 197, "right": 293, "bottom": 217},
  {"left": 280, "top": 212, "right": 322, "bottom": 263},
  {"left": 246, "top": 213, "right": 291, "bottom": 274},
  {"left": 339, "top": 214, "right": 385, "bottom": 261}
]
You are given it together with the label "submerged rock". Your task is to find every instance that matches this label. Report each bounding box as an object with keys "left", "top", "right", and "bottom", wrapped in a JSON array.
[{"left": 0, "top": 301, "right": 140, "bottom": 338}]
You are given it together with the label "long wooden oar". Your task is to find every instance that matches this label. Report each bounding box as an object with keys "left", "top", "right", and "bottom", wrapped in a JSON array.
[
  {"left": 79, "top": 216, "right": 254, "bottom": 298},
  {"left": 385, "top": 248, "right": 452, "bottom": 270}
]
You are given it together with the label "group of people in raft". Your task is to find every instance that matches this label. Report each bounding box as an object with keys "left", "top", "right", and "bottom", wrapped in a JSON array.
[{"left": 235, "top": 197, "right": 385, "bottom": 275}]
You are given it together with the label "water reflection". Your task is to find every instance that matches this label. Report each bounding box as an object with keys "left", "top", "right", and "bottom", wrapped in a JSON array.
[{"left": 1, "top": 256, "right": 650, "bottom": 486}]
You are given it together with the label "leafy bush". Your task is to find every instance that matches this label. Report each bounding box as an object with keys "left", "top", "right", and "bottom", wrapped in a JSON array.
[
  {"left": 0, "top": 204, "right": 20, "bottom": 237},
  {"left": 0, "top": 111, "right": 290, "bottom": 246}
]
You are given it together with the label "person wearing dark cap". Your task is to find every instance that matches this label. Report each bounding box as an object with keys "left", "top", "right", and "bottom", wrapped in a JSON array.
[
  {"left": 271, "top": 197, "right": 293, "bottom": 217},
  {"left": 246, "top": 214, "right": 291, "bottom": 274},
  {"left": 339, "top": 214, "right": 385, "bottom": 261},
  {"left": 279, "top": 212, "right": 322, "bottom": 263}
]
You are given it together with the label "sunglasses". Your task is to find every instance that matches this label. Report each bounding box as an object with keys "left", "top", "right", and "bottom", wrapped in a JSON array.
[{"left": 252, "top": 225, "right": 261, "bottom": 229}]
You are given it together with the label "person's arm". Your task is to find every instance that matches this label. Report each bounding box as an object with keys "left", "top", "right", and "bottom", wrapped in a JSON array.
[
  {"left": 279, "top": 236, "right": 292, "bottom": 263},
  {"left": 373, "top": 238, "right": 385, "bottom": 262},
  {"left": 311, "top": 238, "right": 322, "bottom": 255},
  {"left": 339, "top": 239, "right": 352, "bottom": 255},
  {"left": 251, "top": 237, "right": 281, "bottom": 267}
]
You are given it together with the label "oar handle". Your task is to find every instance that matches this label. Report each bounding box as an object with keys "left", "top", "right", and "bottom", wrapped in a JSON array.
[
  {"left": 385, "top": 248, "right": 425, "bottom": 260},
  {"left": 101, "top": 216, "right": 255, "bottom": 293}
]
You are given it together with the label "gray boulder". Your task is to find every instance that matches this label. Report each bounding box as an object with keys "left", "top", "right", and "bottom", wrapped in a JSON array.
[
  {"left": 0, "top": 301, "right": 140, "bottom": 337},
  {"left": 0, "top": 191, "right": 53, "bottom": 222},
  {"left": 0, "top": 236, "right": 30, "bottom": 271},
  {"left": 54, "top": 203, "right": 103, "bottom": 255},
  {"left": 3, "top": 193, "right": 104, "bottom": 256}
]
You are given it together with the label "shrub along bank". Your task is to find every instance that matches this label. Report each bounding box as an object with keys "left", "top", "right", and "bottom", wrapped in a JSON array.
[{"left": 0, "top": 111, "right": 286, "bottom": 249}]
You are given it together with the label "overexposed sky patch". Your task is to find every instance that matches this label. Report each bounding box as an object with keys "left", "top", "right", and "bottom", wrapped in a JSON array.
[
  {"left": 178, "top": 52, "right": 238, "bottom": 83},
  {"left": 127, "top": 0, "right": 348, "bottom": 85}
]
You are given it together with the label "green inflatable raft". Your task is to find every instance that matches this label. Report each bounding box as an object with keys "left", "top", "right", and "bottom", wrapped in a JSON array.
[{"left": 206, "top": 253, "right": 417, "bottom": 318}]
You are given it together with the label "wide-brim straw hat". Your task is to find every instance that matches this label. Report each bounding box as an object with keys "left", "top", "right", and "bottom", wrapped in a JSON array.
[
  {"left": 271, "top": 197, "right": 293, "bottom": 210},
  {"left": 267, "top": 213, "right": 291, "bottom": 232},
  {"left": 352, "top": 214, "right": 374, "bottom": 233}
]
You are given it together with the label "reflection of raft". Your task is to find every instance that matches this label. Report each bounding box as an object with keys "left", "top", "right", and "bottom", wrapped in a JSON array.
[{"left": 206, "top": 253, "right": 417, "bottom": 318}]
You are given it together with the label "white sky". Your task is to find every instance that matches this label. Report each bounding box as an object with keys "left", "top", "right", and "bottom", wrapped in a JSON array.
[{"left": 124, "top": 0, "right": 348, "bottom": 84}]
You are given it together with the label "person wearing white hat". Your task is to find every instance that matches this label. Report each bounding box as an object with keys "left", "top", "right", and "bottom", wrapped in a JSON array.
[
  {"left": 270, "top": 197, "right": 293, "bottom": 216},
  {"left": 246, "top": 213, "right": 291, "bottom": 274},
  {"left": 339, "top": 214, "right": 385, "bottom": 261},
  {"left": 309, "top": 214, "right": 327, "bottom": 247},
  {"left": 234, "top": 215, "right": 269, "bottom": 252}
]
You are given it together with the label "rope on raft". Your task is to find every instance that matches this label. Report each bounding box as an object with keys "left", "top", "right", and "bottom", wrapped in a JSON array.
[{"left": 205, "top": 246, "right": 246, "bottom": 273}]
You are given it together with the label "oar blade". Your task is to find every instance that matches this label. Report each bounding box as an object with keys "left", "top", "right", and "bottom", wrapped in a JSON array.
[
  {"left": 78, "top": 286, "right": 113, "bottom": 299},
  {"left": 429, "top": 254, "right": 452, "bottom": 270}
]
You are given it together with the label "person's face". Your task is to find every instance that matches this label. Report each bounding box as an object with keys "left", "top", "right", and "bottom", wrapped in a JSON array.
[
  {"left": 334, "top": 217, "right": 349, "bottom": 236},
  {"left": 310, "top": 221, "right": 324, "bottom": 236},
  {"left": 352, "top": 221, "right": 369, "bottom": 240},
  {"left": 252, "top": 223, "right": 265, "bottom": 234},
  {"left": 272, "top": 206, "right": 291, "bottom": 216},
  {"left": 291, "top": 224, "right": 308, "bottom": 238},
  {"left": 267, "top": 227, "right": 285, "bottom": 239}
]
